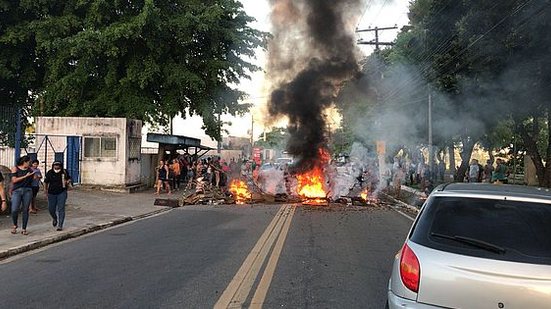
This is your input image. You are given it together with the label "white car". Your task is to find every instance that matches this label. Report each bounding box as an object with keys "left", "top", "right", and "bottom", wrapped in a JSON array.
[{"left": 388, "top": 183, "right": 551, "bottom": 308}]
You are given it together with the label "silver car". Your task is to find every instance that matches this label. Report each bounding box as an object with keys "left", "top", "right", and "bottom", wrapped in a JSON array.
[{"left": 387, "top": 183, "right": 551, "bottom": 309}]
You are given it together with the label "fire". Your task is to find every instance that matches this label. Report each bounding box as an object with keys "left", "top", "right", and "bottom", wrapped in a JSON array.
[
  {"left": 229, "top": 179, "right": 252, "bottom": 204},
  {"left": 360, "top": 189, "right": 369, "bottom": 201},
  {"left": 296, "top": 165, "right": 327, "bottom": 198},
  {"left": 296, "top": 148, "right": 330, "bottom": 199}
]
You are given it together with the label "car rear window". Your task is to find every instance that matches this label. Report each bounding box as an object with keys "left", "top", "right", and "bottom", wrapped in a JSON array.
[{"left": 410, "top": 196, "right": 551, "bottom": 265}]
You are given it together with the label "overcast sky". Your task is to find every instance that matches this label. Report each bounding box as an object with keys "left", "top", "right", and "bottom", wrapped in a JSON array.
[{"left": 154, "top": 0, "right": 410, "bottom": 147}]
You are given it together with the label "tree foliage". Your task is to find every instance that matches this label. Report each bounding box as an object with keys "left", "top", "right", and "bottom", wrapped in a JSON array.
[
  {"left": 0, "top": 0, "right": 268, "bottom": 142},
  {"left": 338, "top": 0, "right": 551, "bottom": 186},
  {"left": 255, "top": 127, "right": 288, "bottom": 149}
]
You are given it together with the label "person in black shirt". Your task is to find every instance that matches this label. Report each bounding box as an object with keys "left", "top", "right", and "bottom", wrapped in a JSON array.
[
  {"left": 10, "top": 155, "right": 35, "bottom": 235},
  {"left": 44, "top": 161, "right": 72, "bottom": 231}
]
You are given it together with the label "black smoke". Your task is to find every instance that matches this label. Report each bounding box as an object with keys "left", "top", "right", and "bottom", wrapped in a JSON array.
[{"left": 267, "top": 0, "right": 363, "bottom": 171}]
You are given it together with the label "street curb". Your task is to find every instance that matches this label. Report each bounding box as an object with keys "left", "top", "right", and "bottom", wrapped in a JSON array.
[
  {"left": 381, "top": 192, "right": 420, "bottom": 214},
  {"left": 0, "top": 207, "right": 172, "bottom": 261}
]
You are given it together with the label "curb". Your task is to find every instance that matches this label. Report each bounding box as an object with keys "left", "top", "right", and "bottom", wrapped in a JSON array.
[
  {"left": 0, "top": 207, "right": 172, "bottom": 261},
  {"left": 381, "top": 192, "right": 420, "bottom": 214}
]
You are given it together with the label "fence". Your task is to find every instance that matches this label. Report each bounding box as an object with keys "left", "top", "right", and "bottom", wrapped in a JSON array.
[
  {"left": 0, "top": 146, "right": 39, "bottom": 168},
  {"left": 0, "top": 134, "right": 80, "bottom": 184},
  {"left": 0, "top": 147, "right": 17, "bottom": 167},
  {"left": 0, "top": 105, "right": 19, "bottom": 148}
]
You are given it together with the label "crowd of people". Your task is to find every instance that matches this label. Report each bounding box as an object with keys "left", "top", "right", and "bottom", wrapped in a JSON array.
[
  {"left": 466, "top": 158, "right": 509, "bottom": 184},
  {"left": 0, "top": 151, "right": 515, "bottom": 234},
  {"left": 387, "top": 156, "right": 512, "bottom": 197},
  {"left": 154, "top": 154, "right": 250, "bottom": 195},
  {"left": 0, "top": 155, "right": 72, "bottom": 235}
]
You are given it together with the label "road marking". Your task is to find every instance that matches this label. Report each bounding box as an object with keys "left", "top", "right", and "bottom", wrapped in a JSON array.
[
  {"left": 390, "top": 206, "right": 415, "bottom": 221},
  {"left": 249, "top": 205, "right": 296, "bottom": 308},
  {"left": 231, "top": 206, "right": 288, "bottom": 305},
  {"left": 214, "top": 205, "right": 295, "bottom": 309}
]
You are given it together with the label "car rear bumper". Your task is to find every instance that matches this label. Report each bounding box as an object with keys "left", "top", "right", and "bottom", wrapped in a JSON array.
[{"left": 388, "top": 290, "right": 441, "bottom": 309}]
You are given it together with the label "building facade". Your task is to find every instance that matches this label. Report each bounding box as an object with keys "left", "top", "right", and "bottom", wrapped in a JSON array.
[{"left": 35, "top": 117, "right": 142, "bottom": 191}]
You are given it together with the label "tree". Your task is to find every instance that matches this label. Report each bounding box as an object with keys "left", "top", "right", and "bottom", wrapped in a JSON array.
[
  {"left": 458, "top": 0, "right": 551, "bottom": 186},
  {"left": 0, "top": 1, "right": 43, "bottom": 146},
  {"left": 370, "top": 0, "right": 551, "bottom": 185},
  {"left": 479, "top": 119, "right": 515, "bottom": 164},
  {"left": 255, "top": 127, "right": 288, "bottom": 149},
  {"left": 2, "top": 0, "right": 268, "bottom": 141}
]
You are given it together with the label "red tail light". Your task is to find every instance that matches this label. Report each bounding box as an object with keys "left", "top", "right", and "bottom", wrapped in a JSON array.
[{"left": 400, "top": 243, "right": 420, "bottom": 292}]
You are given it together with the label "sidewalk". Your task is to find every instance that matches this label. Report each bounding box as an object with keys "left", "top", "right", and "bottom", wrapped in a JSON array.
[
  {"left": 401, "top": 185, "right": 427, "bottom": 198},
  {"left": 0, "top": 188, "right": 172, "bottom": 260}
]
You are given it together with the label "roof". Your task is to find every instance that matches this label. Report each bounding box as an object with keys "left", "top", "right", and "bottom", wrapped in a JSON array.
[
  {"left": 433, "top": 183, "right": 551, "bottom": 201},
  {"left": 146, "top": 133, "right": 213, "bottom": 150}
]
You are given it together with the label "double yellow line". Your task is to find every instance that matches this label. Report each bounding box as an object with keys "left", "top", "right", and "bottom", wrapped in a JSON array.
[{"left": 214, "top": 205, "right": 296, "bottom": 309}]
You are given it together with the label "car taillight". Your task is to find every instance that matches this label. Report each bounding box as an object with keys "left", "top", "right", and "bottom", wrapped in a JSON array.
[{"left": 400, "top": 243, "right": 420, "bottom": 293}]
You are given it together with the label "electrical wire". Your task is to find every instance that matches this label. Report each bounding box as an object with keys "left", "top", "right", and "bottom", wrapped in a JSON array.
[{"left": 380, "top": 0, "right": 537, "bottom": 106}]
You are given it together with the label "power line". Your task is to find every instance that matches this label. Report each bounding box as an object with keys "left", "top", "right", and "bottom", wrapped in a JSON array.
[
  {"left": 356, "top": 0, "right": 374, "bottom": 30},
  {"left": 370, "top": 0, "right": 391, "bottom": 28},
  {"left": 379, "top": 0, "right": 539, "bottom": 106},
  {"left": 356, "top": 26, "right": 398, "bottom": 50}
]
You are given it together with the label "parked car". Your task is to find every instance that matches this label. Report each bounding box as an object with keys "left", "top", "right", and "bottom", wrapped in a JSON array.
[
  {"left": 275, "top": 157, "right": 293, "bottom": 166},
  {"left": 388, "top": 183, "right": 551, "bottom": 309}
]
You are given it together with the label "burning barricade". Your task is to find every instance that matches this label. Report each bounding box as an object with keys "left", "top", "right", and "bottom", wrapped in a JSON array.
[
  {"left": 178, "top": 143, "right": 383, "bottom": 207},
  {"left": 229, "top": 179, "right": 252, "bottom": 204}
]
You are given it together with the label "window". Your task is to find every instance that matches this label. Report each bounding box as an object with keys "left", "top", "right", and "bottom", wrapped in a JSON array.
[
  {"left": 411, "top": 197, "right": 551, "bottom": 265},
  {"left": 84, "top": 137, "right": 101, "bottom": 157},
  {"left": 128, "top": 138, "right": 141, "bottom": 160},
  {"left": 102, "top": 137, "right": 117, "bottom": 157},
  {"left": 84, "top": 137, "right": 117, "bottom": 158}
]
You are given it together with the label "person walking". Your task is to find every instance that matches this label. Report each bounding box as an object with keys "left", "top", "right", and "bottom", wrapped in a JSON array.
[
  {"left": 10, "top": 155, "right": 35, "bottom": 235},
  {"left": 44, "top": 162, "right": 72, "bottom": 231},
  {"left": 29, "top": 159, "right": 42, "bottom": 214}
]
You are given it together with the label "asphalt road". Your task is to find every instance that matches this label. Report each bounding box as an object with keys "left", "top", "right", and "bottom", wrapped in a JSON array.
[{"left": 0, "top": 204, "right": 412, "bottom": 309}]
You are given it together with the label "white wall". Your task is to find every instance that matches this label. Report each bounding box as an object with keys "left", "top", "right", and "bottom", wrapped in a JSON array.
[
  {"left": 36, "top": 117, "right": 142, "bottom": 187},
  {"left": 125, "top": 119, "right": 142, "bottom": 185},
  {"left": 0, "top": 147, "right": 17, "bottom": 167},
  {"left": 140, "top": 153, "right": 159, "bottom": 188},
  {"left": 204, "top": 149, "right": 244, "bottom": 163}
]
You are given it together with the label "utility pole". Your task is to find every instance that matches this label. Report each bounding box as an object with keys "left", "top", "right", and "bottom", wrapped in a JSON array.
[
  {"left": 169, "top": 116, "right": 173, "bottom": 135},
  {"left": 250, "top": 114, "right": 254, "bottom": 159},
  {"left": 217, "top": 113, "right": 222, "bottom": 154},
  {"left": 428, "top": 90, "right": 433, "bottom": 179},
  {"left": 14, "top": 107, "right": 22, "bottom": 165},
  {"left": 356, "top": 26, "right": 398, "bottom": 50},
  {"left": 424, "top": 29, "right": 434, "bottom": 180}
]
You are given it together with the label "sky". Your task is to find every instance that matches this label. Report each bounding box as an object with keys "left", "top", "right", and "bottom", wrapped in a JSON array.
[{"left": 148, "top": 0, "right": 410, "bottom": 148}]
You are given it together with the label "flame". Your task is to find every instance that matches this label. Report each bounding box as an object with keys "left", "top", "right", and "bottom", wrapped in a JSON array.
[
  {"left": 229, "top": 179, "right": 252, "bottom": 204},
  {"left": 296, "top": 148, "right": 330, "bottom": 199},
  {"left": 360, "top": 189, "right": 369, "bottom": 201},
  {"left": 297, "top": 165, "right": 327, "bottom": 198}
]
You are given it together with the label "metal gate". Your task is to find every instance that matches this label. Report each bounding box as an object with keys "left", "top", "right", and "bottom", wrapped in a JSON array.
[{"left": 23, "top": 134, "right": 81, "bottom": 184}]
